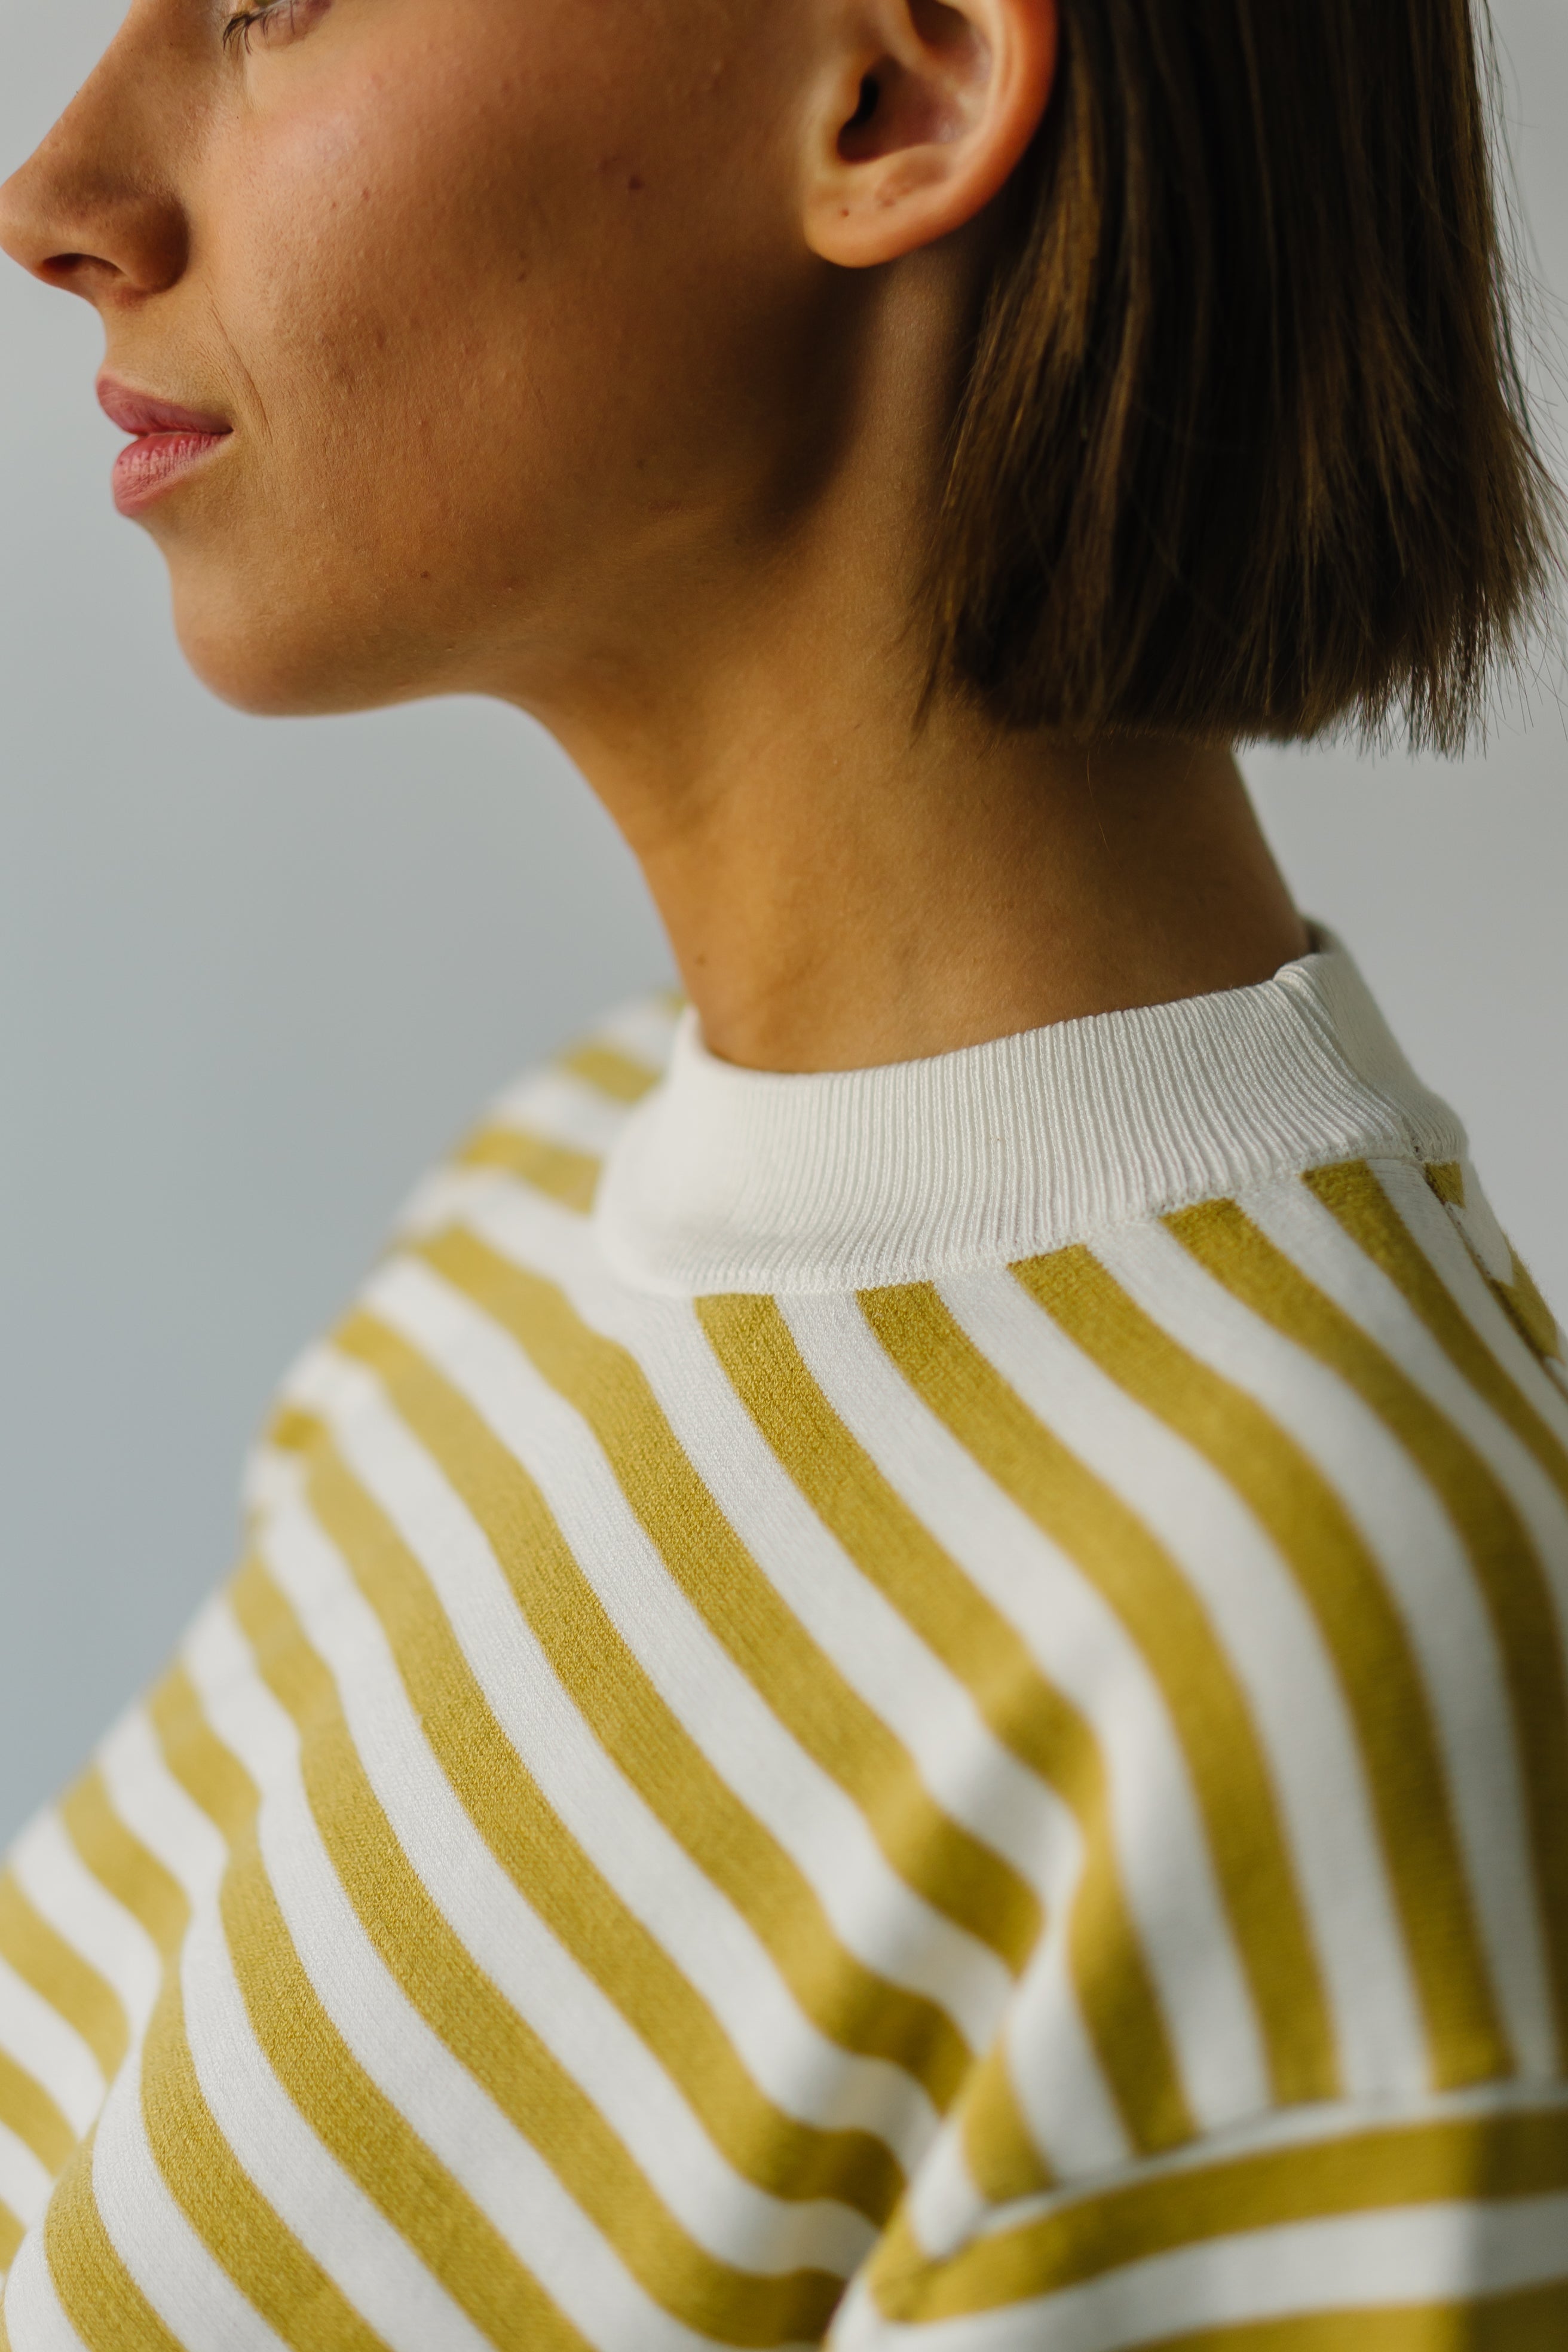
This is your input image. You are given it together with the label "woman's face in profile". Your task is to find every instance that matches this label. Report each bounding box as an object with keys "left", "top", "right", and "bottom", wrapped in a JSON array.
[{"left": 0, "top": 0, "right": 845, "bottom": 718}]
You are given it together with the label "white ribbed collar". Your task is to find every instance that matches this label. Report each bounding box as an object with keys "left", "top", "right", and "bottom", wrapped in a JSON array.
[{"left": 593, "top": 930, "right": 1463, "bottom": 1296}]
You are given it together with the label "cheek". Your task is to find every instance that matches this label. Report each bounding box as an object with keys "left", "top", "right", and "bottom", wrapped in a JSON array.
[
  {"left": 208, "top": 69, "right": 700, "bottom": 546},
  {"left": 167, "top": 12, "right": 824, "bottom": 710},
  {"left": 221, "top": 97, "right": 498, "bottom": 460}
]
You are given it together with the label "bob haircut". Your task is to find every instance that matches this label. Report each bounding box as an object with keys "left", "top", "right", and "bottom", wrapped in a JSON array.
[{"left": 933, "top": 0, "right": 1557, "bottom": 748}]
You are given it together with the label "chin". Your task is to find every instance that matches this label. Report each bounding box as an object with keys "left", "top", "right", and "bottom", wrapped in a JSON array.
[{"left": 170, "top": 571, "right": 436, "bottom": 719}]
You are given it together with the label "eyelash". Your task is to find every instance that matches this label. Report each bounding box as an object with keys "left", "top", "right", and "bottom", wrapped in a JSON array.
[{"left": 220, "top": 0, "right": 301, "bottom": 50}]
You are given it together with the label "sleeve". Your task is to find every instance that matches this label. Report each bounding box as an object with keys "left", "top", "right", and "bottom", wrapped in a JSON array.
[{"left": 828, "top": 2092, "right": 1568, "bottom": 2349}]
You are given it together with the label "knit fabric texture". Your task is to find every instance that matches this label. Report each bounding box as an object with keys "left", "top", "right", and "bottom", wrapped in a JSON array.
[{"left": 1, "top": 931, "right": 1566, "bottom": 2349}]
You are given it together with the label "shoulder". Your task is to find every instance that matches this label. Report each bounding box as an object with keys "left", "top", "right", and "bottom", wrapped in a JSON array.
[
  {"left": 837, "top": 1161, "right": 1568, "bottom": 2339},
  {"left": 859, "top": 1149, "right": 1568, "bottom": 2100},
  {"left": 393, "top": 987, "right": 683, "bottom": 1233},
  {"left": 909, "top": 1150, "right": 1568, "bottom": 1566}
]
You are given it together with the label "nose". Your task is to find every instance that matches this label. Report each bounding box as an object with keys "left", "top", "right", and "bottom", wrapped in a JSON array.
[{"left": 0, "top": 11, "right": 190, "bottom": 305}]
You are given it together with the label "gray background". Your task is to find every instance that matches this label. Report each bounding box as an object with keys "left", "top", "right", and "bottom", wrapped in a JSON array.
[{"left": 0, "top": 0, "right": 1564, "bottom": 1844}]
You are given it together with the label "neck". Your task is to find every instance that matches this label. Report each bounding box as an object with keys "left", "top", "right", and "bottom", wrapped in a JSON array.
[
  {"left": 505, "top": 253, "right": 1307, "bottom": 1074},
  {"left": 571, "top": 693, "right": 1306, "bottom": 1075}
]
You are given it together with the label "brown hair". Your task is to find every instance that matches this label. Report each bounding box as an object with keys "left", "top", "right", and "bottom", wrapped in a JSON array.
[{"left": 933, "top": 0, "right": 1557, "bottom": 747}]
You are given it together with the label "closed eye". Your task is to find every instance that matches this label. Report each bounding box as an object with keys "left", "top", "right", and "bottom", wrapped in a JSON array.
[{"left": 221, "top": 0, "right": 331, "bottom": 53}]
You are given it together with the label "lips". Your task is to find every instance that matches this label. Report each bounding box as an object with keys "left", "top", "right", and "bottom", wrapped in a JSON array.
[{"left": 97, "top": 373, "right": 233, "bottom": 516}]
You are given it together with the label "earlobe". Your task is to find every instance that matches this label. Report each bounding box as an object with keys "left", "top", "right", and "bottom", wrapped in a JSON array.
[{"left": 803, "top": 0, "right": 1056, "bottom": 270}]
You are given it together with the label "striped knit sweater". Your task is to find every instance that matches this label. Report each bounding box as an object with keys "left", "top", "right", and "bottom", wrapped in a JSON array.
[{"left": 1, "top": 931, "right": 1566, "bottom": 2350}]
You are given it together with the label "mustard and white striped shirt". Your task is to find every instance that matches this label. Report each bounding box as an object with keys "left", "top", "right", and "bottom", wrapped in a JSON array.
[{"left": 2, "top": 931, "right": 1566, "bottom": 2349}]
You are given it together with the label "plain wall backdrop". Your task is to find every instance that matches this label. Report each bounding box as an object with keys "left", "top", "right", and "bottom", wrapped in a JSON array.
[{"left": 1, "top": 0, "right": 1565, "bottom": 1844}]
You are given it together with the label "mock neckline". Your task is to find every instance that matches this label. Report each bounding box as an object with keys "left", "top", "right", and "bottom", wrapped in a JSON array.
[{"left": 591, "top": 931, "right": 1464, "bottom": 1297}]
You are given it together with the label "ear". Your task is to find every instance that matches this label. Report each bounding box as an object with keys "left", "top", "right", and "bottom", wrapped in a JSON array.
[{"left": 802, "top": 0, "right": 1057, "bottom": 269}]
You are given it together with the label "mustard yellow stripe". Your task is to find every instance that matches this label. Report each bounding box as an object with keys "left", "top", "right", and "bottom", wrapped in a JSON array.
[
  {"left": 555, "top": 1040, "right": 659, "bottom": 1104},
  {"left": 292, "top": 1412, "right": 902, "bottom": 2222},
  {"left": 334, "top": 1306, "right": 972, "bottom": 2106},
  {"left": 863, "top": 1279, "right": 1325, "bottom": 2110},
  {"left": 1027, "top": 1237, "right": 1507, "bottom": 2092},
  {"left": 1426, "top": 1163, "right": 1466, "bottom": 1210},
  {"left": 57, "top": 1771, "right": 186, "bottom": 1964},
  {"left": 136, "top": 1937, "right": 391, "bottom": 2352},
  {"left": 420, "top": 1230, "right": 1040, "bottom": 1978},
  {"left": 697, "top": 1287, "right": 1192, "bottom": 2157},
  {"left": 145, "top": 1664, "right": 594, "bottom": 2352},
  {"left": 1139, "top": 2284, "right": 1568, "bottom": 2352},
  {"left": 0, "top": 1872, "right": 127, "bottom": 2085},
  {"left": 232, "top": 1558, "right": 844, "bottom": 2348},
  {"left": 1307, "top": 1163, "right": 1568, "bottom": 1511},
  {"left": 452, "top": 1125, "right": 601, "bottom": 1213},
  {"left": 956, "top": 2043, "right": 1052, "bottom": 2203},
  {"left": 1170, "top": 1195, "right": 1568, "bottom": 2071},
  {"left": 0, "top": 2196, "right": 22, "bottom": 2272},
  {"left": 1428, "top": 1166, "right": 1567, "bottom": 1370},
  {"left": 869, "top": 2101, "right": 1568, "bottom": 2323},
  {"left": 44, "top": 2136, "right": 185, "bottom": 2352},
  {"left": 265, "top": 1402, "right": 328, "bottom": 1459},
  {"left": 1496, "top": 1254, "right": 1566, "bottom": 1367},
  {"left": 0, "top": 2053, "right": 72, "bottom": 2179}
]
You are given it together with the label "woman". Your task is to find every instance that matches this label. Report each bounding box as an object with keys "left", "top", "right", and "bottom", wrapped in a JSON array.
[{"left": 0, "top": 0, "right": 1563, "bottom": 2342}]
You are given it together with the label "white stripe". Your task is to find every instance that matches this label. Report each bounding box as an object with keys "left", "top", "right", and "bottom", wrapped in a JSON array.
[
  {"left": 184, "top": 1598, "right": 726, "bottom": 2352},
  {"left": 386, "top": 1065, "right": 632, "bottom": 1242},
  {"left": 901, "top": 2117, "right": 987, "bottom": 2267},
  {"left": 831, "top": 2190, "right": 1568, "bottom": 2351},
  {"left": 2, "top": 2216, "right": 90, "bottom": 2352},
  {"left": 288, "top": 1342, "right": 935, "bottom": 2155},
  {"left": 174, "top": 1604, "right": 544, "bottom": 2352},
  {"left": 1443, "top": 1169, "right": 1517, "bottom": 1288},
  {"left": 897, "top": 1921, "right": 1154, "bottom": 2249},
  {"left": 95, "top": 1710, "right": 223, "bottom": 1910},
  {"left": 182, "top": 1892, "right": 489, "bottom": 2352},
  {"left": 259, "top": 1494, "right": 875, "bottom": 2278},
  {"left": 100, "top": 1694, "right": 482, "bottom": 2352},
  {"left": 945, "top": 1255, "right": 1429, "bottom": 2102},
  {"left": 90, "top": 2039, "right": 290, "bottom": 2352},
  {"left": 10, "top": 1813, "right": 162, "bottom": 2048},
  {"left": 1251, "top": 1173, "right": 1568, "bottom": 1628},
  {"left": 1371, "top": 1165, "right": 1568, "bottom": 1567},
  {"left": 995, "top": 1921, "right": 1132, "bottom": 2185},
  {"left": 1097, "top": 1209, "right": 1551, "bottom": 2080},
  {"left": 0, "top": 1962, "right": 102, "bottom": 2145},
  {"left": 585, "top": 995, "right": 682, "bottom": 1073},
  {"left": 767, "top": 1294, "right": 1132, "bottom": 2175},
  {"left": 1378, "top": 1161, "right": 1568, "bottom": 1445},
  {"left": 485, "top": 1187, "right": 1257, "bottom": 2127},
  {"left": 929, "top": 1264, "right": 1269, "bottom": 2131},
  {"left": 460, "top": 1171, "right": 589, "bottom": 1266},
  {"left": 641, "top": 1283, "right": 1058, "bottom": 1888},
  {"left": 0, "top": 2121, "right": 51, "bottom": 2236},
  {"left": 363, "top": 1252, "right": 1012, "bottom": 2045},
  {"left": 1245, "top": 1171, "right": 1568, "bottom": 2074},
  {"left": 390, "top": 1165, "right": 529, "bottom": 1247},
  {"left": 437, "top": 1187, "right": 1126, "bottom": 2172},
  {"left": 985, "top": 2078, "right": 1568, "bottom": 2239},
  {"left": 240, "top": 1440, "right": 302, "bottom": 1524},
  {"left": 447, "top": 1198, "right": 1062, "bottom": 1892},
  {"left": 485, "top": 1069, "right": 633, "bottom": 1156},
  {"left": 580, "top": 1218, "right": 1255, "bottom": 2142}
]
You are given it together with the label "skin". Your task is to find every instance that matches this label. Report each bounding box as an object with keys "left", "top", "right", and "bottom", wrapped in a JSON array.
[{"left": 0, "top": 0, "right": 1306, "bottom": 1072}]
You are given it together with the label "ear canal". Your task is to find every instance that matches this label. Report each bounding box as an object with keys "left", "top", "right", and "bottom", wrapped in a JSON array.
[{"left": 838, "top": 74, "right": 881, "bottom": 157}]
